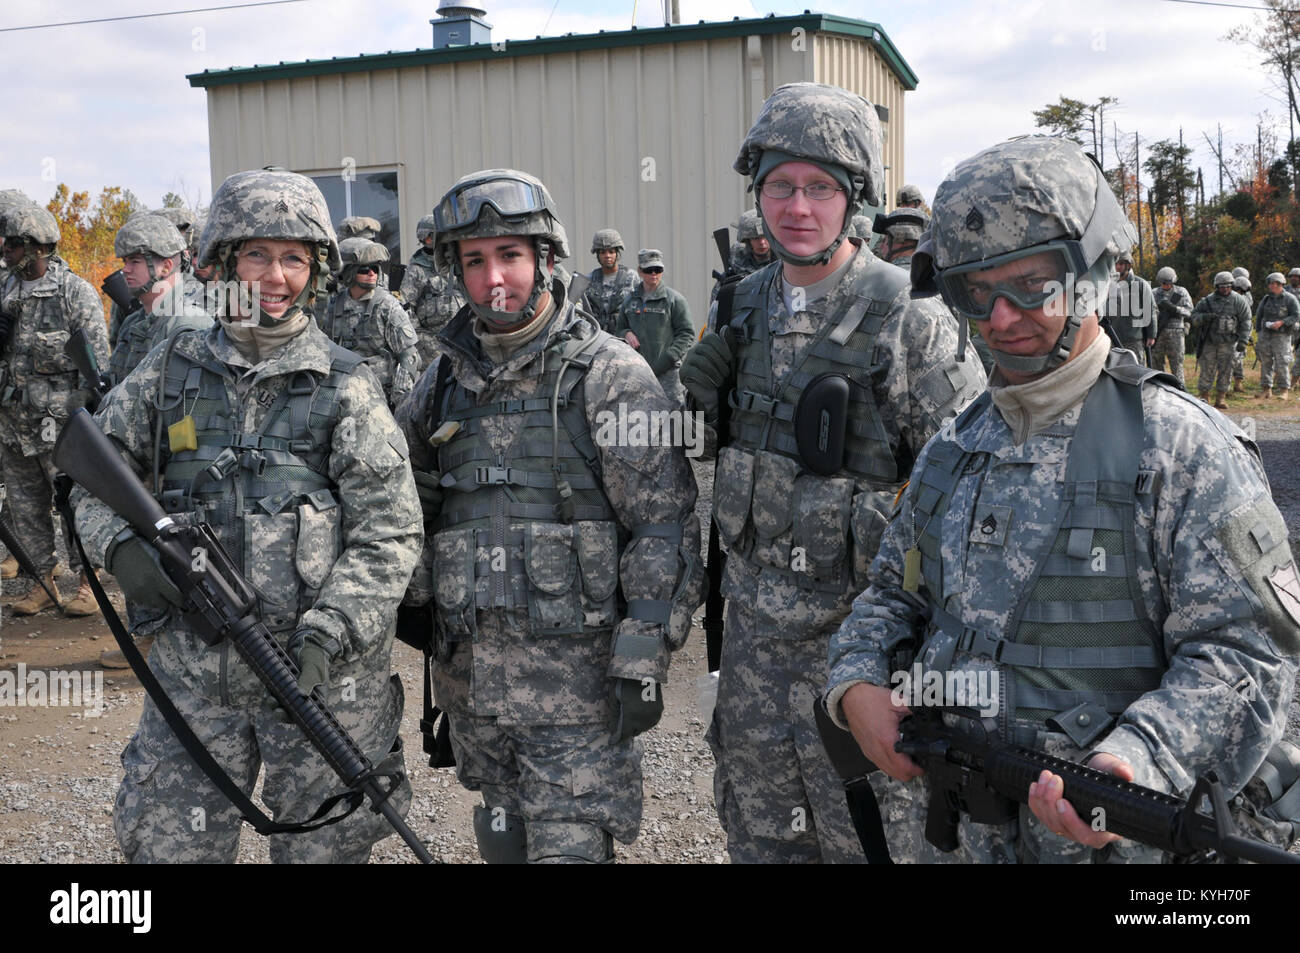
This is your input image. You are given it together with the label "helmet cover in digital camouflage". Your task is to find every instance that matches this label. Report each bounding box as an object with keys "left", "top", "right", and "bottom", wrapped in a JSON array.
[
  {"left": 734, "top": 82, "right": 884, "bottom": 266},
  {"left": 929, "top": 136, "right": 1137, "bottom": 375},
  {"left": 591, "top": 228, "right": 624, "bottom": 253},
  {"left": 897, "top": 184, "right": 924, "bottom": 207},
  {"left": 338, "top": 215, "right": 382, "bottom": 240},
  {"left": 1214, "top": 271, "right": 1234, "bottom": 287},
  {"left": 735, "top": 210, "right": 763, "bottom": 242},
  {"left": 1232, "top": 266, "right": 1249, "bottom": 280},
  {"left": 339, "top": 237, "right": 389, "bottom": 287},
  {"left": 115, "top": 213, "right": 187, "bottom": 296},
  {"left": 416, "top": 213, "right": 438, "bottom": 244},
  {"left": 432, "top": 168, "right": 569, "bottom": 329},
  {"left": 198, "top": 168, "right": 340, "bottom": 324},
  {"left": 1233, "top": 276, "right": 1251, "bottom": 292},
  {"left": 1157, "top": 266, "right": 1177, "bottom": 283},
  {"left": 1267, "top": 272, "right": 1286, "bottom": 285}
]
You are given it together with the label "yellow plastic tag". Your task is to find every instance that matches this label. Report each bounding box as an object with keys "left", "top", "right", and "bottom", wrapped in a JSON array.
[
  {"left": 168, "top": 414, "right": 198, "bottom": 453},
  {"left": 428, "top": 420, "right": 460, "bottom": 447},
  {"left": 902, "top": 548, "right": 922, "bottom": 593}
]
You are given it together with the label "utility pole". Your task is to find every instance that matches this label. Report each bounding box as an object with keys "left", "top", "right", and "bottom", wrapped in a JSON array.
[
  {"left": 1134, "top": 130, "right": 1143, "bottom": 273},
  {"left": 1148, "top": 188, "right": 1161, "bottom": 261}
]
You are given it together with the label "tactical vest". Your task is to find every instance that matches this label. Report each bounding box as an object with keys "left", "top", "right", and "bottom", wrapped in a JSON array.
[
  {"left": 427, "top": 323, "right": 623, "bottom": 642},
  {"left": 323, "top": 291, "right": 389, "bottom": 358},
  {"left": 1199, "top": 294, "right": 1246, "bottom": 342},
  {"left": 585, "top": 267, "right": 635, "bottom": 331},
  {"left": 910, "top": 354, "right": 1171, "bottom": 747},
  {"left": 154, "top": 330, "right": 363, "bottom": 632},
  {"left": 108, "top": 311, "right": 161, "bottom": 387},
  {"left": 0, "top": 263, "right": 83, "bottom": 408},
  {"left": 1258, "top": 293, "right": 1297, "bottom": 333},
  {"left": 710, "top": 258, "right": 909, "bottom": 594}
]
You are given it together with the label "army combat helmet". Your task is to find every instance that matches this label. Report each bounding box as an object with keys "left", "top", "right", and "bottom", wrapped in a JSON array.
[
  {"left": 1156, "top": 266, "right": 1177, "bottom": 284},
  {"left": 432, "top": 168, "right": 569, "bottom": 330},
  {"left": 927, "top": 136, "right": 1137, "bottom": 376},
  {"left": 734, "top": 82, "right": 885, "bottom": 266},
  {"left": 338, "top": 237, "right": 389, "bottom": 288},
  {"left": 735, "top": 210, "right": 763, "bottom": 242},
  {"left": 416, "top": 213, "right": 438, "bottom": 246},
  {"left": 590, "top": 228, "right": 624, "bottom": 254},
  {"left": 198, "top": 168, "right": 340, "bottom": 325},
  {"left": 1, "top": 203, "right": 61, "bottom": 274},
  {"left": 114, "top": 212, "right": 187, "bottom": 297}
]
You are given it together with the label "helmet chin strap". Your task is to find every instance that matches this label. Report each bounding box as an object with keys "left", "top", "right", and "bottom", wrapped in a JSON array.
[
  {"left": 218, "top": 244, "right": 319, "bottom": 327},
  {"left": 758, "top": 201, "right": 859, "bottom": 268}
]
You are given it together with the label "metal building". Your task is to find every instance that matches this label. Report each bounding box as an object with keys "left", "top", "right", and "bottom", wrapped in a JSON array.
[{"left": 187, "top": 11, "right": 918, "bottom": 320}]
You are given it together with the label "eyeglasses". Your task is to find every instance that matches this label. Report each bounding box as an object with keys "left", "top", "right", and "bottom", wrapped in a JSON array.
[
  {"left": 758, "top": 181, "right": 844, "bottom": 202},
  {"left": 236, "top": 248, "right": 312, "bottom": 276},
  {"left": 641, "top": 267, "right": 663, "bottom": 275},
  {"left": 355, "top": 265, "right": 378, "bottom": 275}
]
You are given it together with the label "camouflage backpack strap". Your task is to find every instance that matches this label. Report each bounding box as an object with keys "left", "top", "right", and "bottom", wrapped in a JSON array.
[
  {"left": 548, "top": 326, "right": 609, "bottom": 510},
  {"left": 299, "top": 341, "right": 365, "bottom": 469}
]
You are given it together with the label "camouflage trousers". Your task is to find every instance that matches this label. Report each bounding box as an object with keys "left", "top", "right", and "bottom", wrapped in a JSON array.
[
  {"left": 707, "top": 597, "right": 866, "bottom": 864},
  {"left": 1150, "top": 327, "right": 1185, "bottom": 387},
  {"left": 0, "top": 443, "right": 81, "bottom": 575},
  {"left": 115, "top": 647, "right": 409, "bottom": 864},
  {"left": 1234, "top": 347, "right": 1246, "bottom": 381},
  {"left": 1258, "top": 330, "right": 1294, "bottom": 390},
  {"left": 440, "top": 703, "right": 643, "bottom": 863},
  {"left": 1198, "top": 340, "right": 1237, "bottom": 395}
]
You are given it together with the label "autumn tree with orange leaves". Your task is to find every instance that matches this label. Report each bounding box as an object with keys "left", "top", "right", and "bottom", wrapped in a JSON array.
[{"left": 44, "top": 183, "right": 144, "bottom": 320}]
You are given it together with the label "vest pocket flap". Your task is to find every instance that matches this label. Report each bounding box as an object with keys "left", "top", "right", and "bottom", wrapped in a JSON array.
[
  {"left": 792, "top": 475, "right": 854, "bottom": 570},
  {"left": 244, "top": 511, "right": 300, "bottom": 613},
  {"left": 295, "top": 501, "right": 342, "bottom": 589},
  {"left": 850, "top": 489, "right": 891, "bottom": 586},
  {"left": 751, "top": 449, "right": 799, "bottom": 539},
  {"left": 432, "top": 528, "right": 476, "bottom": 612},
  {"left": 31, "top": 329, "right": 72, "bottom": 374},
  {"left": 524, "top": 522, "right": 577, "bottom": 596},
  {"left": 712, "top": 446, "right": 756, "bottom": 545},
  {"left": 575, "top": 520, "right": 619, "bottom": 602}
]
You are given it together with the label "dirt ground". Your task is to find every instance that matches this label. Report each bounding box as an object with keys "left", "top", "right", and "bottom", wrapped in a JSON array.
[{"left": 2, "top": 396, "right": 1297, "bottom": 865}]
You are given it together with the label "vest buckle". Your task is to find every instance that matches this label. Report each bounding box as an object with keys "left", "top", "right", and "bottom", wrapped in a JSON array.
[{"left": 476, "top": 466, "right": 511, "bottom": 485}]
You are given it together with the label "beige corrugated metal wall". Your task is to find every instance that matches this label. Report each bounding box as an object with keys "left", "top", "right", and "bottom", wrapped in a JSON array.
[{"left": 203, "top": 29, "right": 907, "bottom": 325}]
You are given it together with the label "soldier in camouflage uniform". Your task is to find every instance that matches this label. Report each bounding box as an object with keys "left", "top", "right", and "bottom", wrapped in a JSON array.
[
  {"left": 321, "top": 238, "right": 419, "bottom": 408},
  {"left": 1231, "top": 269, "right": 1253, "bottom": 392},
  {"left": 110, "top": 207, "right": 206, "bottom": 350},
  {"left": 1192, "top": 272, "right": 1251, "bottom": 408},
  {"left": 400, "top": 213, "right": 466, "bottom": 370},
  {"left": 397, "top": 169, "right": 702, "bottom": 863},
  {"left": 72, "top": 169, "right": 421, "bottom": 863},
  {"left": 614, "top": 249, "right": 694, "bottom": 405},
  {"left": 0, "top": 203, "right": 109, "bottom": 616},
  {"left": 336, "top": 217, "right": 387, "bottom": 289},
  {"left": 1151, "top": 266, "right": 1192, "bottom": 387},
  {"left": 582, "top": 228, "right": 639, "bottom": 333},
  {"left": 0, "top": 190, "right": 35, "bottom": 583},
  {"left": 1255, "top": 272, "right": 1298, "bottom": 399},
  {"left": 98, "top": 213, "right": 213, "bottom": 668},
  {"left": 872, "top": 207, "right": 929, "bottom": 270},
  {"left": 1101, "top": 250, "right": 1155, "bottom": 365},
  {"left": 709, "top": 211, "right": 775, "bottom": 311},
  {"left": 679, "top": 83, "right": 985, "bottom": 864},
  {"left": 827, "top": 136, "right": 1299, "bottom": 865}
]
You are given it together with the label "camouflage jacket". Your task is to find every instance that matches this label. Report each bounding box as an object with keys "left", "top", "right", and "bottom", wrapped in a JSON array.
[
  {"left": 708, "top": 243, "right": 776, "bottom": 308},
  {"left": 73, "top": 323, "right": 422, "bottom": 706},
  {"left": 1192, "top": 291, "right": 1252, "bottom": 345},
  {"left": 828, "top": 351, "right": 1298, "bottom": 836},
  {"left": 700, "top": 242, "right": 986, "bottom": 636},
  {"left": 1255, "top": 290, "right": 1300, "bottom": 333},
  {"left": 321, "top": 287, "right": 419, "bottom": 406},
  {"left": 106, "top": 283, "right": 211, "bottom": 387},
  {"left": 1103, "top": 272, "right": 1156, "bottom": 342},
  {"left": 0, "top": 257, "right": 110, "bottom": 455},
  {"left": 582, "top": 265, "right": 639, "bottom": 333},
  {"left": 1153, "top": 284, "right": 1193, "bottom": 330},
  {"left": 402, "top": 250, "right": 465, "bottom": 369},
  {"left": 398, "top": 282, "right": 703, "bottom": 724}
]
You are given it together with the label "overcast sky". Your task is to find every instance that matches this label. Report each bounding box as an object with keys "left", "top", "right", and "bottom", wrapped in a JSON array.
[{"left": 0, "top": 0, "right": 1287, "bottom": 212}]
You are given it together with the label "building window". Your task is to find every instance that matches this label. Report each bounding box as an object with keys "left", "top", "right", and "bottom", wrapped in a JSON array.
[{"left": 307, "top": 167, "right": 400, "bottom": 262}]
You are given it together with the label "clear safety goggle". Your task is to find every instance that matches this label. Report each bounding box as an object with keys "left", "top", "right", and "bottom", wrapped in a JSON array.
[
  {"left": 935, "top": 241, "right": 1093, "bottom": 322},
  {"left": 433, "top": 175, "right": 551, "bottom": 233}
]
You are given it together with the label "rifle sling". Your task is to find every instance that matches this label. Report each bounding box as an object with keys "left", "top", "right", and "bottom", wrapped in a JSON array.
[{"left": 56, "top": 496, "right": 365, "bottom": 837}]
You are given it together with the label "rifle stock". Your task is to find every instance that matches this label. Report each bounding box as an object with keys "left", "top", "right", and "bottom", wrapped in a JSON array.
[{"left": 52, "top": 409, "right": 433, "bottom": 863}]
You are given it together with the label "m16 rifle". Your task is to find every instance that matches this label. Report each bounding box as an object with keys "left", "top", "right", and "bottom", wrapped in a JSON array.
[
  {"left": 897, "top": 706, "right": 1299, "bottom": 864},
  {"left": 53, "top": 409, "right": 433, "bottom": 864}
]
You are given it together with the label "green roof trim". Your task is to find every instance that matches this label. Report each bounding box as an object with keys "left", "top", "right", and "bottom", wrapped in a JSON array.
[{"left": 186, "top": 12, "right": 918, "bottom": 91}]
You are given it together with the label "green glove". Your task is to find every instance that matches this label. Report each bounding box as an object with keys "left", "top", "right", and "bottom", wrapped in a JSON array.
[
  {"left": 612, "top": 677, "right": 664, "bottom": 742},
  {"left": 679, "top": 327, "right": 735, "bottom": 425},
  {"left": 106, "top": 534, "right": 184, "bottom": 611},
  {"left": 412, "top": 470, "right": 443, "bottom": 522},
  {"left": 289, "top": 628, "right": 335, "bottom": 697}
]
